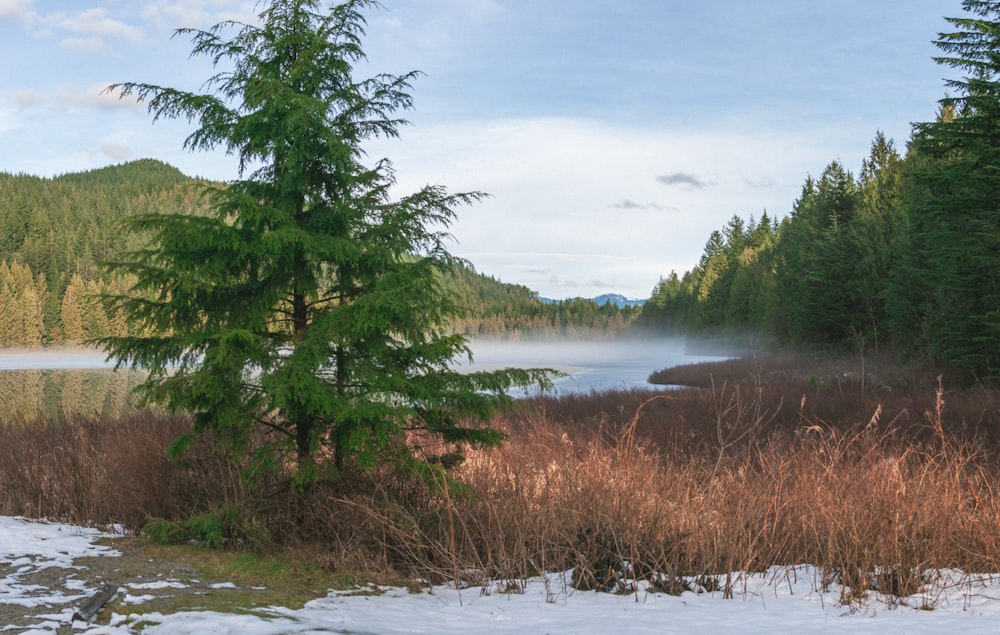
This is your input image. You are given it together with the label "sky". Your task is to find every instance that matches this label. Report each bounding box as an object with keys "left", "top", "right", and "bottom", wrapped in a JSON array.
[{"left": 0, "top": 1, "right": 956, "bottom": 300}]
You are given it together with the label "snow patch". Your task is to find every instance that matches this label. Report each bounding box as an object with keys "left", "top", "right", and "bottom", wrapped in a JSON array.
[{"left": 1, "top": 517, "right": 1000, "bottom": 634}]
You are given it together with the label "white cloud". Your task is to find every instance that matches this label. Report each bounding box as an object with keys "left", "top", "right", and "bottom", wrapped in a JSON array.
[
  {"left": 0, "top": 0, "right": 34, "bottom": 21},
  {"left": 60, "top": 36, "right": 112, "bottom": 53},
  {"left": 3, "top": 89, "right": 43, "bottom": 108},
  {"left": 56, "top": 7, "right": 144, "bottom": 42},
  {"left": 69, "top": 83, "right": 144, "bottom": 110},
  {"left": 143, "top": 2, "right": 207, "bottom": 29},
  {"left": 4, "top": 4, "right": 150, "bottom": 51},
  {"left": 100, "top": 142, "right": 132, "bottom": 160},
  {"left": 58, "top": 83, "right": 139, "bottom": 110},
  {"left": 365, "top": 114, "right": 855, "bottom": 298},
  {"left": 1, "top": 84, "right": 142, "bottom": 116}
]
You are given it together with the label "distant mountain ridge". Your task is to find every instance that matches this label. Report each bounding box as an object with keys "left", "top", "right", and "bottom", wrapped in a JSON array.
[{"left": 539, "top": 293, "right": 646, "bottom": 308}]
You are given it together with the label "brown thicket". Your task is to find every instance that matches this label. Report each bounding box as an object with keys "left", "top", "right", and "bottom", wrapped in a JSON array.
[{"left": 1, "top": 357, "right": 998, "bottom": 599}]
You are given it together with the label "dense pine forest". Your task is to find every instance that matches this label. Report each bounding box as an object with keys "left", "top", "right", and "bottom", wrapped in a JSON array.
[
  {"left": 634, "top": 2, "right": 1000, "bottom": 388},
  {"left": 639, "top": 111, "right": 999, "bottom": 382},
  {"left": 445, "top": 264, "right": 638, "bottom": 339},
  {"left": 0, "top": 159, "right": 638, "bottom": 346},
  {"left": 0, "top": 160, "right": 210, "bottom": 347}
]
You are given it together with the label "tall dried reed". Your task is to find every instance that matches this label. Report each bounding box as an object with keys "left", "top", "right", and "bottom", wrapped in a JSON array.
[
  {"left": 0, "top": 410, "right": 246, "bottom": 532},
  {"left": 423, "top": 378, "right": 1000, "bottom": 598},
  {"left": 0, "top": 358, "right": 998, "bottom": 603}
]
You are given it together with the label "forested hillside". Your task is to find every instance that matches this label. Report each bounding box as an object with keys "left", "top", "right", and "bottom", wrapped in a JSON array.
[
  {"left": 0, "top": 160, "right": 637, "bottom": 346},
  {"left": 0, "top": 160, "right": 212, "bottom": 346}
]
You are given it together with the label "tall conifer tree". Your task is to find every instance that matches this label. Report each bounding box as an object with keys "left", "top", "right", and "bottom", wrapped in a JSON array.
[
  {"left": 903, "top": 0, "right": 1000, "bottom": 380},
  {"left": 101, "top": 0, "right": 551, "bottom": 482}
]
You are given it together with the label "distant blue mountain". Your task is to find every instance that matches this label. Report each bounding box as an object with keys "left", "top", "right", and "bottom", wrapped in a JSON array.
[
  {"left": 539, "top": 293, "right": 646, "bottom": 308},
  {"left": 592, "top": 293, "right": 646, "bottom": 308}
]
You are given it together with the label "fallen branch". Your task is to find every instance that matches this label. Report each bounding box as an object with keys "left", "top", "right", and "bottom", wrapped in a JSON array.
[{"left": 73, "top": 583, "right": 119, "bottom": 622}]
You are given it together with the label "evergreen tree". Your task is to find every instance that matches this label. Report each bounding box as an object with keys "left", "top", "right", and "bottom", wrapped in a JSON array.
[
  {"left": 100, "top": 0, "right": 551, "bottom": 482},
  {"left": 902, "top": 0, "right": 1000, "bottom": 380},
  {"left": 845, "top": 132, "right": 905, "bottom": 356},
  {"left": 0, "top": 263, "right": 18, "bottom": 347},
  {"left": 83, "top": 279, "right": 109, "bottom": 340},
  {"left": 743, "top": 213, "right": 780, "bottom": 332},
  {"left": 61, "top": 274, "right": 86, "bottom": 344},
  {"left": 774, "top": 162, "right": 859, "bottom": 345}
]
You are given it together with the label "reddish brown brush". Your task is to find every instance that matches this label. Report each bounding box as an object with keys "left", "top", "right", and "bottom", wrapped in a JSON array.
[{"left": 0, "top": 355, "right": 997, "bottom": 599}]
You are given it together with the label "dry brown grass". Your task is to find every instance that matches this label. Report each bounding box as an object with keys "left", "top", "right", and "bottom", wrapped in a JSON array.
[
  {"left": 399, "top": 378, "right": 1000, "bottom": 599},
  {"left": 0, "top": 410, "right": 247, "bottom": 532},
  {"left": 0, "top": 357, "right": 998, "bottom": 602}
]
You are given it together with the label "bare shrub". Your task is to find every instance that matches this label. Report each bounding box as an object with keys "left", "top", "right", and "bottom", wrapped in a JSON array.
[
  {"left": 0, "top": 409, "right": 246, "bottom": 532},
  {"left": 352, "top": 374, "right": 1000, "bottom": 599},
  {"left": 2, "top": 356, "right": 999, "bottom": 603}
]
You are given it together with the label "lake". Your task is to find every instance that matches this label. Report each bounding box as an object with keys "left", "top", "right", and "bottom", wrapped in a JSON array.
[
  {"left": 461, "top": 338, "right": 730, "bottom": 395},
  {"left": 0, "top": 349, "right": 118, "bottom": 370},
  {"left": 0, "top": 339, "right": 728, "bottom": 421}
]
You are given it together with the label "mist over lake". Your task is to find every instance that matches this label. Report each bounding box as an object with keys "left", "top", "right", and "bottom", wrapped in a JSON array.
[
  {"left": 462, "top": 338, "right": 730, "bottom": 395},
  {"left": 0, "top": 338, "right": 729, "bottom": 419},
  {"left": 0, "top": 349, "right": 116, "bottom": 370}
]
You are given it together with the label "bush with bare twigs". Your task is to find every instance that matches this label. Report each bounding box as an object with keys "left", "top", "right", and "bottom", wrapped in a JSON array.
[{"left": 1, "top": 357, "right": 999, "bottom": 604}]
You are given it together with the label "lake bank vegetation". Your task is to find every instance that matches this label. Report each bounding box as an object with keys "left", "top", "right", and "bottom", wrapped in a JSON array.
[{"left": 2, "top": 352, "right": 999, "bottom": 606}]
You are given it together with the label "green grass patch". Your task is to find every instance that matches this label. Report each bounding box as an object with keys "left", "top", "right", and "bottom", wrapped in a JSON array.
[
  {"left": 181, "top": 547, "right": 364, "bottom": 595},
  {"left": 86, "top": 535, "right": 378, "bottom": 625}
]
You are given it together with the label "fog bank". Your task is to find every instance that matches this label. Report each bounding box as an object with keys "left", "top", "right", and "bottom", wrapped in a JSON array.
[
  {"left": 0, "top": 348, "right": 113, "bottom": 370},
  {"left": 0, "top": 338, "right": 734, "bottom": 395}
]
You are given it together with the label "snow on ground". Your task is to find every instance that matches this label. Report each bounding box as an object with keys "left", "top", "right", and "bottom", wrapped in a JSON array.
[
  {"left": 0, "top": 517, "right": 117, "bottom": 605},
  {"left": 128, "top": 571, "right": 1000, "bottom": 635},
  {"left": 2, "top": 516, "right": 1000, "bottom": 634}
]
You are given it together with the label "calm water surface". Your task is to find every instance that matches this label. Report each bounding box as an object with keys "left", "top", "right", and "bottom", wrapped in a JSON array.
[
  {"left": 0, "top": 349, "right": 117, "bottom": 370},
  {"left": 462, "top": 338, "right": 730, "bottom": 395},
  {"left": 0, "top": 338, "right": 728, "bottom": 421}
]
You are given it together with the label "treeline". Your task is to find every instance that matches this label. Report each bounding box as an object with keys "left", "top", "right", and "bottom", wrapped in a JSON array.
[
  {"left": 637, "top": 135, "right": 898, "bottom": 347},
  {"left": 445, "top": 263, "right": 640, "bottom": 340},
  {"left": 0, "top": 261, "right": 135, "bottom": 346},
  {"left": 640, "top": 120, "right": 997, "bottom": 381},
  {"left": 640, "top": 5, "right": 1000, "bottom": 383},
  {"left": 0, "top": 160, "right": 638, "bottom": 346}
]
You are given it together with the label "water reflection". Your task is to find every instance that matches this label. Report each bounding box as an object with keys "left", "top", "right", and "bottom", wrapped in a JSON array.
[
  {"left": 0, "top": 369, "right": 146, "bottom": 424},
  {"left": 463, "top": 338, "right": 729, "bottom": 395},
  {"left": 0, "top": 338, "right": 728, "bottom": 422}
]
